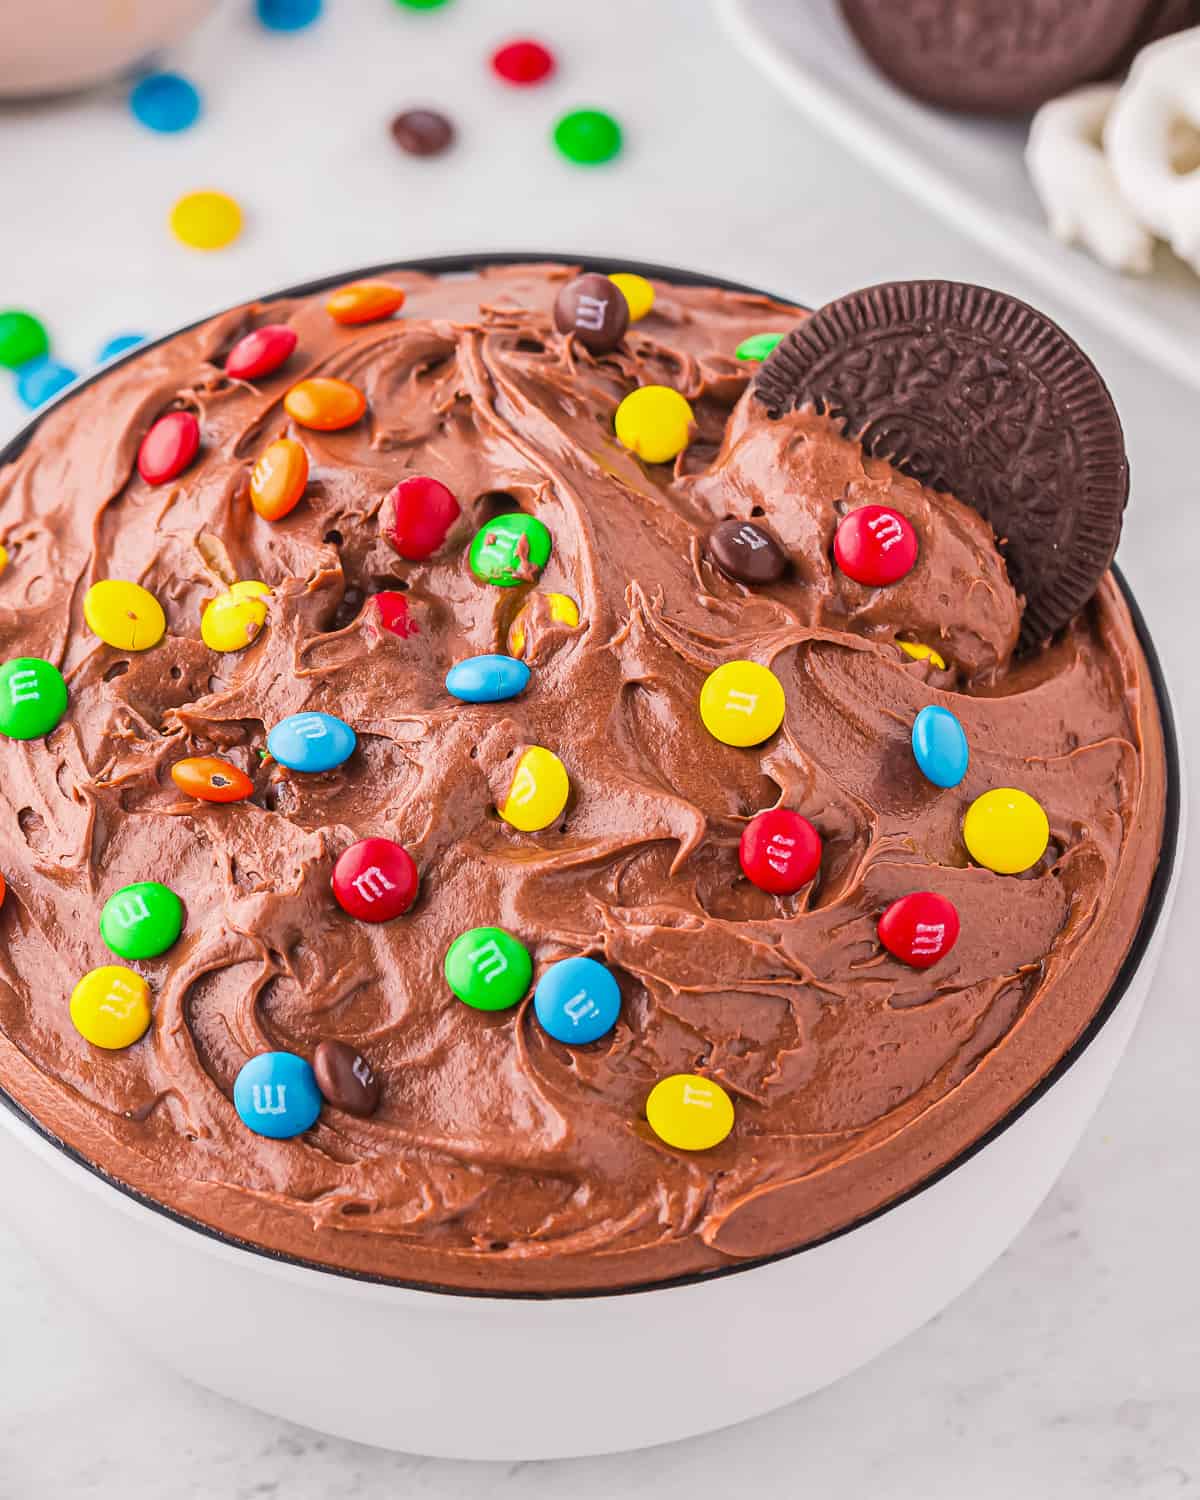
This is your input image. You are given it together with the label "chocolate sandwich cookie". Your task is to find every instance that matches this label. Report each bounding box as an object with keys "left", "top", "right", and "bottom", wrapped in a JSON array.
[
  {"left": 838, "top": 0, "right": 1167, "bottom": 115},
  {"left": 754, "top": 280, "right": 1128, "bottom": 648}
]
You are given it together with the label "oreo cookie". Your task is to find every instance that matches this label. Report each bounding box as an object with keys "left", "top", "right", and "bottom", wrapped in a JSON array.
[
  {"left": 838, "top": 0, "right": 1166, "bottom": 115},
  {"left": 754, "top": 281, "right": 1128, "bottom": 649}
]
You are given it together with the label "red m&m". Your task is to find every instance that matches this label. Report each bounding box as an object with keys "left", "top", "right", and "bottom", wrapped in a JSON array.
[
  {"left": 138, "top": 411, "right": 200, "bottom": 485},
  {"left": 877, "top": 892, "right": 960, "bottom": 968},
  {"left": 374, "top": 591, "right": 419, "bottom": 638},
  {"left": 739, "top": 808, "right": 822, "bottom": 895},
  {"left": 332, "top": 837, "right": 418, "bottom": 922},
  {"left": 381, "top": 475, "right": 461, "bottom": 561},
  {"left": 224, "top": 324, "right": 297, "bottom": 381},
  {"left": 834, "top": 504, "right": 917, "bottom": 587},
  {"left": 491, "top": 38, "right": 555, "bottom": 85}
]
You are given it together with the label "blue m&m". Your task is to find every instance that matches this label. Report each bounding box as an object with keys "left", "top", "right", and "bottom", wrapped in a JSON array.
[
  {"left": 233, "top": 1052, "right": 322, "bottom": 1138},
  {"left": 534, "top": 956, "right": 621, "bottom": 1045},
  {"left": 16, "top": 359, "right": 76, "bottom": 410},
  {"left": 129, "top": 72, "right": 202, "bottom": 133},
  {"left": 445, "top": 654, "right": 531, "bottom": 703},
  {"left": 911, "top": 704, "right": 969, "bottom": 789},
  {"left": 267, "top": 712, "right": 356, "bottom": 772}
]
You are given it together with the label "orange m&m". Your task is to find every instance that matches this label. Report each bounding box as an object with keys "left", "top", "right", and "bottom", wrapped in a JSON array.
[
  {"left": 250, "top": 439, "right": 308, "bottom": 520},
  {"left": 170, "top": 755, "right": 254, "bottom": 804},
  {"left": 326, "top": 281, "right": 406, "bottom": 326},
  {"left": 283, "top": 377, "right": 366, "bottom": 431}
]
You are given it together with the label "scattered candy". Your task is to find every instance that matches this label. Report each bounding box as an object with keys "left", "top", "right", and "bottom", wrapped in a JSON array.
[
  {"left": 268, "top": 711, "right": 356, "bottom": 772},
  {"left": 911, "top": 704, "right": 969, "bottom": 789},
  {"left": 331, "top": 837, "right": 418, "bottom": 922},
  {"left": 834, "top": 504, "right": 918, "bottom": 587},
  {"left": 313, "top": 1039, "right": 380, "bottom": 1117},
  {"left": 100, "top": 881, "right": 183, "bottom": 961},
  {"left": 250, "top": 438, "right": 308, "bottom": 521},
  {"left": 608, "top": 272, "right": 654, "bottom": 322},
  {"left": 491, "top": 38, "right": 555, "bottom": 85},
  {"left": 699, "top": 660, "right": 786, "bottom": 747},
  {"left": 171, "top": 755, "right": 254, "bottom": 803},
  {"left": 225, "top": 324, "right": 297, "bottom": 381},
  {"left": 898, "top": 640, "right": 947, "bottom": 671},
  {"left": 963, "top": 788, "right": 1050, "bottom": 875},
  {"left": 169, "top": 189, "right": 243, "bottom": 251},
  {"left": 646, "top": 1074, "right": 734, "bottom": 1152},
  {"left": 98, "top": 333, "right": 146, "bottom": 363},
  {"left": 735, "top": 331, "right": 784, "bottom": 362},
  {"left": 137, "top": 411, "right": 200, "bottom": 486},
  {"left": 0, "top": 310, "right": 48, "bottom": 369},
  {"left": 83, "top": 580, "right": 166, "bottom": 651},
  {"left": 16, "top": 359, "right": 76, "bottom": 410},
  {"left": 553, "top": 108, "right": 622, "bottom": 165},
  {"left": 445, "top": 653, "right": 531, "bottom": 703},
  {"left": 70, "top": 965, "right": 152, "bottom": 1050},
  {"left": 708, "top": 518, "right": 787, "bottom": 585},
  {"left": 445, "top": 926, "right": 533, "bottom": 1011},
  {"left": 469, "top": 512, "right": 552, "bottom": 587},
  {"left": 393, "top": 0, "right": 451, "bottom": 8},
  {"left": 373, "top": 591, "right": 419, "bottom": 638},
  {"left": 382, "top": 475, "right": 461, "bottom": 560},
  {"left": 739, "top": 808, "right": 822, "bottom": 895},
  {"left": 390, "top": 108, "right": 455, "bottom": 156},
  {"left": 877, "top": 892, "right": 960, "bottom": 969},
  {"left": 614, "top": 385, "right": 694, "bottom": 464},
  {"left": 554, "top": 273, "right": 629, "bottom": 353},
  {"left": 499, "top": 745, "right": 570, "bottom": 832},
  {"left": 283, "top": 376, "right": 366, "bottom": 430},
  {"left": 0, "top": 657, "right": 68, "bottom": 740},
  {"left": 129, "top": 72, "right": 201, "bottom": 133},
  {"left": 534, "top": 955, "right": 621, "bottom": 1045},
  {"left": 256, "top": 0, "right": 322, "bottom": 29},
  {"left": 326, "top": 280, "right": 406, "bottom": 326},
  {"left": 233, "top": 1051, "right": 322, "bottom": 1138},
  {"left": 507, "top": 592, "right": 578, "bottom": 657},
  {"left": 201, "top": 580, "right": 271, "bottom": 653}
]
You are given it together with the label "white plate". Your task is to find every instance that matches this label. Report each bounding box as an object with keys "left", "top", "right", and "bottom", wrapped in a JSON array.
[{"left": 716, "top": 0, "right": 1200, "bottom": 391}]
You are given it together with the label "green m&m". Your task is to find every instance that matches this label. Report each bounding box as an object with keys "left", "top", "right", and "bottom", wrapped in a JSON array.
[
  {"left": 0, "top": 657, "right": 68, "bottom": 740},
  {"left": 0, "top": 310, "right": 49, "bottom": 370},
  {"left": 100, "top": 881, "right": 184, "bottom": 960},
  {"left": 735, "top": 332, "right": 784, "bottom": 362},
  {"left": 468, "top": 513, "right": 552, "bottom": 588},
  {"left": 445, "top": 926, "right": 532, "bottom": 1011},
  {"left": 553, "top": 109, "right": 622, "bottom": 166}
]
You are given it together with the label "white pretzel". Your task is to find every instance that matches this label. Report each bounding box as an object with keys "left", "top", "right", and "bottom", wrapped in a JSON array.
[
  {"left": 1026, "top": 85, "right": 1155, "bottom": 275},
  {"left": 1105, "top": 30, "right": 1200, "bottom": 275}
]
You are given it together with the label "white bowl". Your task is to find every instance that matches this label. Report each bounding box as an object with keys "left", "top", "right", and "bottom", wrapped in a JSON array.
[{"left": 0, "top": 257, "right": 1184, "bottom": 1461}]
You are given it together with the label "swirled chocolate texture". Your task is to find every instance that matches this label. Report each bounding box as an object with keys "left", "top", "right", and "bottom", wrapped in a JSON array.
[{"left": 0, "top": 265, "right": 1166, "bottom": 1293}]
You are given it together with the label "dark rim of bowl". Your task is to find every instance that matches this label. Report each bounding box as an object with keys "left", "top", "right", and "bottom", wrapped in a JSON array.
[{"left": 0, "top": 252, "right": 1182, "bottom": 1301}]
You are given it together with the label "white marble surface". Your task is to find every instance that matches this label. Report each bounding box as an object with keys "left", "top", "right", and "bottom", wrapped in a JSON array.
[{"left": 1, "top": 1, "right": 1198, "bottom": 1494}]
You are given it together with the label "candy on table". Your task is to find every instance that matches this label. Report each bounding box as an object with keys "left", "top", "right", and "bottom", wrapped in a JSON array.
[
  {"left": 533, "top": 955, "right": 621, "bottom": 1045},
  {"left": 97, "top": 333, "right": 146, "bottom": 363},
  {"left": 390, "top": 109, "right": 455, "bottom": 156},
  {"left": 267, "top": 711, "right": 356, "bottom": 772},
  {"left": 877, "top": 892, "right": 960, "bottom": 969},
  {"left": 645, "top": 1074, "right": 734, "bottom": 1152},
  {"left": 445, "top": 653, "right": 531, "bottom": 703},
  {"left": 834, "top": 504, "right": 918, "bottom": 587},
  {"left": 963, "top": 788, "right": 1050, "bottom": 875},
  {"left": 553, "top": 109, "right": 622, "bottom": 165},
  {"left": 614, "top": 385, "right": 694, "bottom": 464},
  {"left": 256, "top": 0, "right": 323, "bottom": 29},
  {"left": 326, "top": 281, "right": 407, "bottom": 326},
  {"left": 100, "top": 881, "right": 184, "bottom": 961},
  {"left": 313, "top": 1039, "right": 381, "bottom": 1117},
  {"left": 0, "top": 657, "right": 68, "bottom": 740},
  {"left": 137, "top": 410, "right": 200, "bottom": 486},
  {"left": 129, "top": 72, "right": 201, "bottom": 133},
  {"left": 70, "top": 965, "right": 152, "bottom": 1050},
  {"left": 283, "top": 376, "right": 366, "bottom": 431},
  {"left": 699, "top": 660, "right": 786, "bottom": 748},
  {"left": 16, "top": 359, "right": 77, "bottom": 410},
  {"left": 554, "top": 273, "right": 629, "bottom": 353},
  {"left": 491, "top": 38, "right": 555, "bottom": 85},
  {"left": 507, "top": 592, "right": 578, "bottom": 657},
  {"left": 250, "top": 438, "right": 308, "bottom": 521},
  {"left": 608, "top": 273, "right": 654, "bottom": 322},
  {"left": 708, "top": 518, "right": 787, "bottom": 585},
  {"left": 382, "top": 474, "right": 461, "bottom": 560},
  {"left": 445, "top": 926, "right": 533, "bottom": 1011},
  {"left": 224, "top": 324, "right": 297, "bottom": 381},
  {"left": 735, "top": 331, "right": 784, "bottom": 362},
  {"left": 0, "top": 310, "right": 49, "bottom": 369},
  {"left": 233, "top": 1052, "right": 322, "bottom": 1139},
  {"left": 170, "top": 755, "right": 254, "bottom": 803},
  {"left": 897, "top": 640, "right": 947, "bottom": 671},
  {"left": 331, "top": 837, "right": 419, "bottom": 922},
  {"left": 392, "top": 0, "right": 452, "bottom": 8},
  {"left": 739, "top": 808, "right": 822, "bottom": 895},
  {"left": 499, "top": 745, "right": 570, "bottom": 832},
  {"left": 169, "top": 190, "right": 243, "bottom": 251},
  {"left": 911, "top": 704, "right": 969, "bottom": 790},
  {"left": 83, "top": 580, "right": 166, "bottom": 651},
  {"left": 373, "top": 591, "right": 419, "bottom": 638},
  {"left": 468, "top": 512, "right": 552, "bottom": 587},
  {"left": 201, "top": 580, "right": 271, "bottom": 652}
]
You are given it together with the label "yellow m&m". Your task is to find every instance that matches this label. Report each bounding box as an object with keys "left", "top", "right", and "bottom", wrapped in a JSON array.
[
  {"left": 614, "top": 385, "right": 694, "bottom": 464},
  {"left": 499, "top": 746, "right": 570, "bottom": 832},
  {"left": 70, "top": 965, "right": 152, "bottom": 1050},
  {"left": 169, "top": 190, "right": 243, "bottom": 251},
  {"left": 201, "top": 580, "right": 271, "bottom": 653},
  {"left": 699, "top": 660, "right": 786, "bottom": 747},
  {"left": 507, "top": 592, "right": 579, "bottom": 658},
  {"left": 83, "top": 579, "right": 166, "bottom": 651},
  {"left": 646, "top": 1073, "right": 734, "bottom": 1151},
  {"left": 898, "top": 640, "right": 947, "bottom": 671},
  {"left": 608, "top": 272, "right": 654, "bottom": 322},
  {"left": 963, "top": 788, "right": 1050, "bottom": 875}
]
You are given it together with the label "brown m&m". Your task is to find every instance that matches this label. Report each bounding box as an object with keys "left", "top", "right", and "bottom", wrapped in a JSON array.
[
  {"left": 554, "top": 273, "right": 629, "bottom": 353},
  {"left": 313, "top": 1039, "right": 382, "bottom": 1117},
  {"left": 709, "top": 519, "right": 787, "bottom": 584},
  {"left": 390, "top": 109, "right": 455, "bottom": 157}
]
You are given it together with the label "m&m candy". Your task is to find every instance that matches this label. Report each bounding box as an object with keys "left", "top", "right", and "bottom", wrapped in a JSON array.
[
  {"left": 381, "top": 475, "right": 461, "bottom": 561},
  {"left": 169, "top": 190, "right": 243, "bottom": 251},
  {"left": 739, "top": 808, "right": 822, "bottom": 895},
  {"left": 608, "top": 272, "right": 654, "bottom": 322},
  {"left": 533, "top": 956, "right": 621, "bottom": 1045},
  {"left": 283, "top": 377, "right": 366, "bottom": 431},
  {"left": 326, "top": 281, "right": 406, "bottom": 326},
  {"left": 445, "top": 926, "right": 533, "bottom": 1011},
  {"left": 233, "top": 1052, "right": 322, "bottom": 1139},
  {"left": 313, "top": 1039, "right": 381, "bottom": 1117},
  {"left": 257, "top": 0, "right": 322, "bottom": 29},
  {"left": 0, "top": 657, "right": 68, "bottom": 740},
  {"left": 374, "top": 591, "right": 419, "bottom": 638},
  {"left": 268, "top": 711, "right": 356, "bottom": 772},
  {"left": 963, "top": 788, "right": 1050, "bottom": 875},
  {"left": 898, "top": 640, "right": 947, "bottom": 671},
  {"left": 201, "top": 581, "right": 271, "bottom": 652},
  {"left": 699, "top": 660, "right": 786, "bottom": 747},
  {"left": 225, "top": 324, "right": 297, "bottom": 381},
  {"left": 469, "top": 512, "right": 552, "bottom": 587},
  {"left": 445, "top": 654, "right": 530, "bottom": 703},
  {"left": 491, "top": 38, "right": 555, "bottom": 85},
  {"left": 331, "top": 837, "right": 418, "bottom": 922},
  {"left": 507, "top": 592, "right": 579, "bottom": 657},
  {"left": 17, "top": 359, "right": 76, "bottom": 410},
  {"left": 171, "top": 755, "right": 254, "bottom": 803},
  {"left": 555, "top": 274, "right": 628, "bottom": 353},
  {"left": 138, "top": 411, "right": 200, "bottom": 486},
  {"left": 735, "top": 332, "right": 784, "bottom": 362},
  {"left": 129, "top": 72, "right": 201, "bottom": 133},
  {"left": 70, "top": 965, "right": 152, "bottom": 1050},
  {"left": 553, "top": 109, "right": 622, "bottom": 165},
  {"left": 98, "top": 334, "right": 146, "bottom": 363},
  {"left": 0, "top": 309, "right": 48, "bottom": 369},
  {"left": 391, "top": 109, "right": 455, "bottom": 156},
  {"left": 834, "top": 504, "right": 918, "bottom": 587},
  {"left": 911, "top": 704, "right": 969, "bottom": 789},
  {"left": 878, "top": 892, "right": 960, "bottom": 969},
  {"left": 250, "top": 439, "right": 308, "bottom": 521},
  {"left": 614, "top": 385, "right": 694, "bottom": 464},
  {"left": 100, "top": 881, "right": 184, "bottom": 961},
  {"left": 83, "top": 580, "right": 166, "bottom": 651},
  {"left": 646, "top": 1074, "right": 734, "bottom": 1152},
  {"left": 708, "top": 519, "right": 787, "bottom": 585},
  {"left": 499, "top": 746, "right": 570, "bottom": 832}
]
